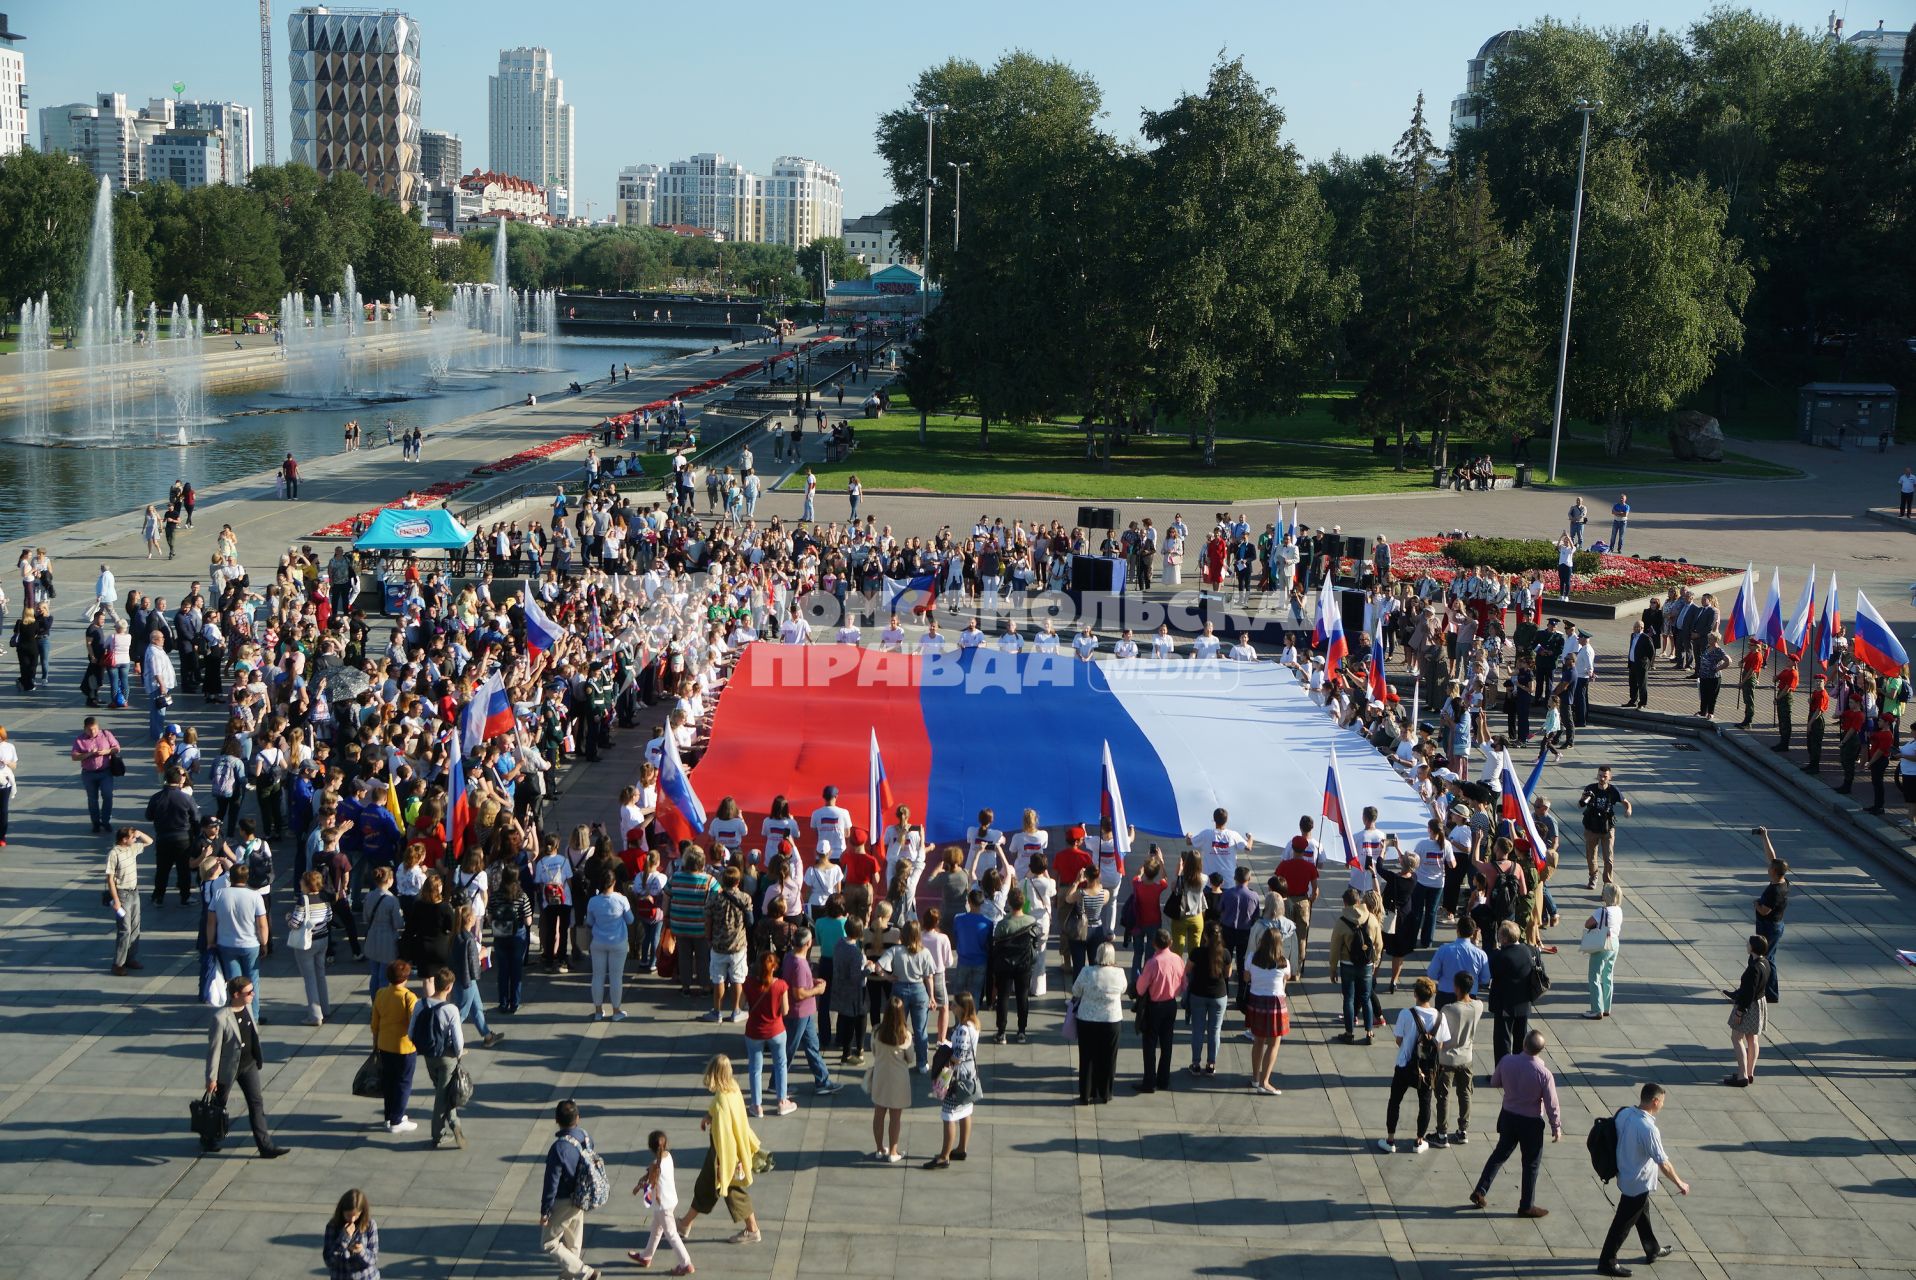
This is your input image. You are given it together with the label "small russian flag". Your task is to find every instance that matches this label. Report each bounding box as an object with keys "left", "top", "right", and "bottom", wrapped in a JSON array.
[
  {"left": 657, "top": 728, "right": 707, "bottom": 839},
  {"left": 1498, "top": 750, "right": 1550, "bottom": 872},
  {"left": 444, "top": 744, "right": 469, "bottom": 856},
  {"left": 1322, "top": 747, "right": 1360, "bottom": 868},
  {"left": 1759, "top": 567, "right": 1787, "bottom": 647},
  {"left": 869, "top": 728, "right": 898, "bottom": 839},
  {"left": 1853, "top": 589, "right": 1908, "bottom": 678},
  {"left": 522, "top": 584, "right": 563, "bottom": 655},
  {"left": 1783, "top": 565, "right": 1816, "bottom": 656},
  {"left": 460, "top": 672, "right": 513, "bottom": 757},
  {"left": 1314, "top": 579, "right": 1348, "bottom": 669},
  {"left": 1721, "top": 564, "right": 1757, "bottom": 645},
  {"left": 1816, "top": 573, "right": 1841, "bottom": 666},
  {"left": 1099, "top": 740, "right": 1132, "bottom": 858}
]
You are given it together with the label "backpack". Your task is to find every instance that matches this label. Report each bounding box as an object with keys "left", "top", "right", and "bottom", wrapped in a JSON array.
[
  {"left": 1411, "top": 1007, "right": 1441, "bottom": 1085},
  {"left": 408, "top": 998, "right": 453, "bottom": 1058},
  {"left": 1587, "top": 1110, "right": 1622, "bottom": 1184},
  {"left": 562, "top": 1132, "right": 610, "bottom": 1210},
  {"left": 1346, "top": 918, "right": 1377, "bottom": 969},
  {"left": 992, "top": 918, "right": 1046, "bottom": 970},
  {"left": 1489, "top": 866, "right": 1522, "bottom": 923}
]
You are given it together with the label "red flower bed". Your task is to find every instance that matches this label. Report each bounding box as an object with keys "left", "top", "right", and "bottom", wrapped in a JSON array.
[
  {"left": 472, "top": 432, "right": 596, "bottom": 476},
  {"left": 1389, "top": 535, "right": 1726, "bottom": 600},
  {"left": 603, "top": 335, "right": 840, "bottom": 430},
  {"left": 310, "top": 478, "right": 476, "bottom": 538}
]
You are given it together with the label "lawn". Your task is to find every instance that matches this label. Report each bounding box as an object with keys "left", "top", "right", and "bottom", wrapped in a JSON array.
[{"left": 810, "top": 394, "right": 1674, "bottom": 500}]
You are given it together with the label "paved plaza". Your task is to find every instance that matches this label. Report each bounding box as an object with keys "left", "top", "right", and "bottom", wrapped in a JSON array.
[{"left": 0, "top": 363, "right": 1913, "bottom": 1279}]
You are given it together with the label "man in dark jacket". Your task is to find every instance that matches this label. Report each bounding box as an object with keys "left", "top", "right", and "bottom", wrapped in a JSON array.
[
  {"left": 539, "top": 1099, "right": 597, "bottom": 1277},
  {"left": 1486, "top": 921, "right": 1536, "bottom": 1066},
  {"left": 146, "top": 765, "right": 201, "bottom": 906}
]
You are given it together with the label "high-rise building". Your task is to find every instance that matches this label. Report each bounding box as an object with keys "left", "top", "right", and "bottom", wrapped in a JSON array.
[
  {"left": 647, "top": 151, "right": 843, "bottom": 247},
  {"left": 761, "top": 156, "right": 844, "bottom": 249},
  {"left": 146, "top": 129, "right": 226, "bottom": 189},
  {"left": 419, "top": 127, "right": 461, "bottom": 189},
  {"left": 488, "top": 47, "right": 573, "bottom": 220},
  {"left": 287, "top": 6, "right": 424, "bottom": 207},
  {"left": 172, "top": 100, "right": 253, "bottom": 183},
  {"left": 1448, "top": 30, "right": 1517, "bottom": 143},
  {"left": 654, "top": 152, "right": 760, "bottom": 241},
  {"left": 40, "top": 93, "right": 174, "bottom": 190},
  {"left": 615, "top": 163, "right": 658, "bottom": 227},
  {"left": 0, "top": 13, "right": 26, "bottom": 159}
]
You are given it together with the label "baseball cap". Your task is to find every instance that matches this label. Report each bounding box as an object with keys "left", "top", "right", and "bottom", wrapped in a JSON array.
[{"left": 848, "top": 826, "right": 869, "bottom": 847}]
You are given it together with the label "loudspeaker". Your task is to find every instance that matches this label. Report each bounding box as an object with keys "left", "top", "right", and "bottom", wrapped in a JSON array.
[
  {"left": 1076, "top": 505, "right": 1118, "bottom": 531},
  {"left": 1338, "top": 586, "right": 1368, "bottom": 639},
  {"left": 1070, "top": 554, "right": 1120, "bottom": 594},
  {"left": 1343, "top": 534, "right": 1369, "bottom": 562}
]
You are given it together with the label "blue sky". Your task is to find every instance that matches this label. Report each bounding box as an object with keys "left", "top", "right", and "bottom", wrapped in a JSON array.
[{"left": 15, "top": 0, "right": 1900, "bottom": 218}]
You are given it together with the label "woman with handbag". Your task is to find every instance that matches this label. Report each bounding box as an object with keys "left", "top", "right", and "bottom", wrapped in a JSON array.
[
  {"left": 360, "top": 865, "right": 403, "bottom": 1004},
  {"left": 1164, "top": 852, "right": 1207, "bottom": 957},
  {"left": 1069, "top": 941, "right": 1127, "bottom": 1105},
  {"left": 1724, "top": 935, "right": 1771, "bottom": 1087},
  {"left": 678, "top": 1054, "right": 765, "bottom": 1247},
  {"left": 1582, "top": 884, "right": 1623, "bottom": 1020},
  {"left": 922, "top": 992, "right": 982, "bottom": 1169},
  {"left": 1244, "top": 929, "right": 1292, "bottom": 1095},
  {"left": 369, "top": 960, "right": 419, "bottom": 1133},
  {"left": 630, "top": 850, "right": 668, "bottom": 972},
  {"left": 287, "top": 871, "right": 333, "bottom": 1026},
  {"left": 400, "top": 876, "right": 458, "bottom": 975}
]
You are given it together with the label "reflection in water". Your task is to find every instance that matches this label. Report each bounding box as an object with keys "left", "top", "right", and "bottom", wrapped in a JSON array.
[{"left": 0, "top": 339, "right": 694, "bottom": 542}]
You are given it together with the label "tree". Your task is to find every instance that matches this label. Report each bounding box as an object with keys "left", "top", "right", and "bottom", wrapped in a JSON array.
[
  {"left": 1560, "top": 141, "right": 1753, "bottom": 452},
  {"left": 796, "top": 236, "right": 867, "bottom": 297},
  {"left": 1139, "top": 56, "right": 1354, "bottom": 465},
  {"left": 0, "top": 147, "right": 101, "bottom": 331},
  {"left": 899, "top": 307, "right": 959, "bottom": 445},
  {"left": 151, "top": 183, "right": 285, "bottom": 321},
  {"left": 112, "top": 186, "right": 154, "bottom": 315},
  {"left": 360, "top": 196, "right": 440, "bottom": 306},
  {"left": 431, "top": 236, "right": 491, "bottom": 287}
]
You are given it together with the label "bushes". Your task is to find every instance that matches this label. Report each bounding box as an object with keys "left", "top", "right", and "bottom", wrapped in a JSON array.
[{"left": 1442, "top": 536, "right": 1599, "bottom": 576}]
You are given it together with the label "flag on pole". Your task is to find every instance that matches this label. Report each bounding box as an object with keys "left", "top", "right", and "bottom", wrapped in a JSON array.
[
  {"left": 384, "top": 774, "right": 406, "bottom": 831},
  {"left": 1721, "top": 564, "right": 1757, "bottom": 645},
  {"left": 1409, "top": 669, "right": 1421, "bottom": 730},
  {"left": 1313, "top": 578, "right": 1349, "bottom": 669},
  {"left": 657, "top": 728, "right": 708, "bottom": 840},
  {"left": 1853, "top": 589, "right": 1909, "bottom": 677},
  {"left": 1498, "top": 751, "right": 1550, "bottom": 871},
  {"left": 1816, "top": 572, "right": 1842, "bottom": 665},
  {"left": 1759, "top": 567, "right": 1787, "bottom": 647},
  {"left": 461, "top": 672, "right": 512, "bottom": 757},
  {"left": 1522, "top": 745, "right": 1548, "bottom": 799},
  {"left": 1099, "top": 740, "right": 1132, "bottom": 857},
  {"left": 1783, "top": 565, "right": 1817, "bottom": 655},
  {"left": 1275, "top": 501, "right": 1287, "bottom": 549},
  {"left": 1322, "top": 747, "right": 1360, "bottom": 868},
  {"left": 443, "top": 745, "right": 469, "bottom": 855},
  {"left": 869, "top": 728, "right": 898, "bottom": 839},
  {"left": 522, "top": 583, "right": 563, "bottom": 654}
]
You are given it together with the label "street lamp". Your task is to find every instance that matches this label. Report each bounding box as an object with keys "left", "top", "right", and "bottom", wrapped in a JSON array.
[
  {"left": 914, "top": 102, "right": 949, "bottom": 318},
  {"left": 947, "top": 161, "right": 969, "bottom": 252},
  {"left": 1547, "top": 98, "right": 1600, "bottom": 485}
]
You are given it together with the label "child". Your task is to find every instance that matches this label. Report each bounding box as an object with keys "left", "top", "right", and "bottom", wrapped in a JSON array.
[
  {"left": 627, "top": 1129, "right": 694, "bottom": 1272},
  {"left": 1542, "top": 692, "right": 1569, "bottom": 758}
]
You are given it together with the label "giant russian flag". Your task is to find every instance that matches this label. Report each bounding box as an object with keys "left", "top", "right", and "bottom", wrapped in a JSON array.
[
  {"left": 1722, "top": 564, "right": 1757, "bottom": 645},
  {"left": 687, "top": 645, "right": 1426, "bottom": 846},
  {"left": 1853, "top": 590, "right": 1909, "bottom": 678}
]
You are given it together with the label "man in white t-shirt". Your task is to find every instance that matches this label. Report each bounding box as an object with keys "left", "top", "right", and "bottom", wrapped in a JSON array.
[
  {"left": 997, "top": 623, "right": 1023, "bottom": 653},
  {"left": 809, "top": 785, "right": 852, "bottom": 861},
  {"left": 1229, "top": 633, "right": 1258, "bottom": 662},
  {"left": 1190, "top": 808, "right": 1251, "bottom": 882},
  {"left": 879, "top": 614, "right": 906, "bottom": 652},
  {"left": 1350, "top": 806, "right": 1386, "bottom": 894},
  {"left": 1191, "top": 623, "right": 1222, "bottom": 659},
  {"left": 958, "top": 621, "right": 984, "bottom": 649}
]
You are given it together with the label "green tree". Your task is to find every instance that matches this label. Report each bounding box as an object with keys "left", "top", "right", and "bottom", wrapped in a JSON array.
[
  {"left": 150, "top": 183, "right": 286, "bottom": 322},
  {"left": 112, "top": 187, "right": 154, "bottom": 316},
  {"left": 1139, "top": 56, "right": 1353, "bottom": 465},
  {"left": 360, "top": 196, "right": 441, "bottom": 305},
  {"left": 1560, "top": 142, "right": 1753, "bottom": 452},
  {"left": 431, "top": 236, "right": 491, "bottom": 287},
  {"left": 248, "top": 164, "right": 349, "bottom": 296},
  {"left": 0, "top": 147, "right": 101, "bottom": 331},
  {"left": 898, "top": 307, "right": 959, "bottom": 445},
  {"left": 796, "top": 236, "right": 867, "bottom": 297}
]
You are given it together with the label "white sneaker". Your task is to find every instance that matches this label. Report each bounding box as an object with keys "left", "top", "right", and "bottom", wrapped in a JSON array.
[
  {"left": 392, "top": 1119, "right": 418, "bottom": 1133},
  {"left": 1375, "top": 1138, "right": 1394, "bottom": 1153},
  {"left": 1413, "top": 1139, "right": 1430, "bottom": 1154}
]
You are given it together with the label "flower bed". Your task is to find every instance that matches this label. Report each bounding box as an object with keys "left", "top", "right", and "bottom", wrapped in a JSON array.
[
  {"left": 310, "top": 478, "right": 475, "bottom": 539},
  {"left": 472, "top": 431, "right": 595, "bottom": 477},
  {"left": 1389, "top": 535, "right": 1728, "bottom": 603},
  {"left": 601, "top": 335, "right": 840, "bottom": 430}
]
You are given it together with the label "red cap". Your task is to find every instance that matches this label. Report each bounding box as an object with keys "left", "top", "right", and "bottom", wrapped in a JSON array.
[
  {"left": 849, "top": 826, "right": 870, "bottom": 847},
  {"left": 1067, "top": 824, "right": 1087, "bottom": 842},
  {"left": 780, "top": 836, "right": 799, "bottom": 857}
]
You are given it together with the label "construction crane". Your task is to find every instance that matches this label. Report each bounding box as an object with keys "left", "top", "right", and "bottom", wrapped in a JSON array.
[{"left": 259, "top": 0, "right": 275, "bottom": 167}]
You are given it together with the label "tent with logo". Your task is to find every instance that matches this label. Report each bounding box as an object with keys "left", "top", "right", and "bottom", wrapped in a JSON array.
[{"left": 353, "top": 506, "right": 474, "bottom": 552}]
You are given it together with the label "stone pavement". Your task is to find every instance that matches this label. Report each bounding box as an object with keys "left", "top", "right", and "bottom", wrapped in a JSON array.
[{"left": 0, "top": 374, "right": 1913, "bottom": 1278}]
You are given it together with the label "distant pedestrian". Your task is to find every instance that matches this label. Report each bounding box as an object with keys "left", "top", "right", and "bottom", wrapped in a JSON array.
[
  {"left": 105, "top": 827, "right": 151, "bottom": 975},
  {"left": 282, "top": 453, "right": 300, "bottom": 499},
  {"left": 1609, "top": 493, "right": 1630, "bottom": 552},
  {"left": 1597, "top": 1083, "right": 1688, "bottom": 1276},
  {"left": 1567, "top": 497, "right": 1588, "bottom": 548},
  {"left": 1467, "top": 1028, "right": 1561, "bottom": 1218}
]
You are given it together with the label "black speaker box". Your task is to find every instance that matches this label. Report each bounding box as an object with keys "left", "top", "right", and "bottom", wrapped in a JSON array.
[{"left": 1076, "top": 505, "right": 1118, "bottom": 530}]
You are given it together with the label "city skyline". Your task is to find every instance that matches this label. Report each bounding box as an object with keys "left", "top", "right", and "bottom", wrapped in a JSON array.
[{"left": 16, "top": 0, "right": 1901, "bottom": 220}]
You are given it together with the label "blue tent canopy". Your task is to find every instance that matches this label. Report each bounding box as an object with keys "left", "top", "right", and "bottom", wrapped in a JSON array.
[{"left": 353, "top": 506, "right": 473, "bottom": 551}]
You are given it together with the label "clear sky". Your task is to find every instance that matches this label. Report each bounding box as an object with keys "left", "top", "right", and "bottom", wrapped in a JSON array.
[{"left": 14, "top": 0, "right": 1903, "bottom": 220}]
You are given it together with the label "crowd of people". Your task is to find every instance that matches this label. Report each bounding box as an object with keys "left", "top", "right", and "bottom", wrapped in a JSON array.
[{"left": 1, "top": 448, "right": 1814, "bottom": 1280}]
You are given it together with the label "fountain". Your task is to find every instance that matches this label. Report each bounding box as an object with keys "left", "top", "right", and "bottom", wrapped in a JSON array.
[
  {"left": 16, "top": 293, "right": 50, "bottom": 444},
  {"left": 77, "top": 177, "right": 130, "bottom": 443}
]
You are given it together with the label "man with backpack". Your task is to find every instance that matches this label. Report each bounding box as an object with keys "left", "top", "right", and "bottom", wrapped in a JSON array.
[
  {"left": 1595, "top": 1083, "right": 1688, "bottom": 1276},
  {"left": 1466, "top": 1027, "right": 1561, "bottom": 1218},
  {"left": 411, "top": 967, "right": 466, "bottom": 1149},
  {"left": 1578, "top": 765, "right": 1631, "bottom": 889},
  {"left": 540, "top": 1098, "right": 608, "bottom": 1279},
  {"left": 1330, "top": 888, "right": 1382, "bottom": 1044},
  {"left": 1377, "top": 975, "right": 1448, "bottom": 1153}
]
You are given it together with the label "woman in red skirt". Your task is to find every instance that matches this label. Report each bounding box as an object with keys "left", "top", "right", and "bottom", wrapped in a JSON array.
[
  {"left": 1244, "top": 929, "right": 1290, "bottom": 1095},
  {"left": 1203, "top": 532, "right": 1228, "bottom": 589}
]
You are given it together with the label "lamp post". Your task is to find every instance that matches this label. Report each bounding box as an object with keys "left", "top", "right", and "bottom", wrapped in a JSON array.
[
  {"left": 947, "top": 161, "right": 969, "bottom": 252},
  {"left": 915, "top": 102, "right": 948, "bottom": 318},
  {"left": 1547, "top": 98, "right": 1599, "bottom": 485}
]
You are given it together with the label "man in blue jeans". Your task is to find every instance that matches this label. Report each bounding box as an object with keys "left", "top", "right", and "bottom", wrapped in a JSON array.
[
  {"left": 71, "top": 716, "right": 121, "bottom": 833},
  {"left": 1610, "top": 493, "right": 1630, "bottom": 552},
  {"left": 950, "top": 889, "right": 993, "bottom": 1004},
  {"left": 1331, "top": 889, "right": 1378, "bottom": 1044},
  {"left": 780, "top": 925, "right": 841, "bottom": 1097},
  {"left": 205, "top": 863, "right": 268, "bottom": 1020}
]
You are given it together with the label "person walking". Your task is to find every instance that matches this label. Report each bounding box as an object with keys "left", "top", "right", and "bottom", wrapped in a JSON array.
[
  {"left": 370, "top": 960, "right": 419, "bottom": 1134},
  {"left": 287, "top": 870, "right": 333, "bottom": 1024},
  {"left": 1751, "top": 828, "right": 1788, "bottom": 1003},
  {"left": 412, "top": 967, "right": 467, "bottom": 1149},
  {"left": 626, "top": 1130, "right": 694, "bottom": 1274},
  {"left": 1069, "top": 941, "right": 1127, "bottom": 1104},
  {"left": 1329, "top": 888, "right": 1381, "bottom": 1044},
  {"left": 1486, "top": 921, "right": 1538, "bottom": 1065},
  {"left": 922, "top": 992, "right": 983, "bottom": 1170},
  {"left": 1577, "top": 765, "right": 1630, "bottom": 889},
  {"left": 321, "top": 1189, "right": 380, "bottom": 1279},
  {"left": 678, "top": 1055, "right": 765, "bottom": 1247},
  {"left": 105, "top": 827, "right": 151, "bottom": 975},
  {"left": 73, "top": 716, "right": 122, "bottom": 834},
  {"left": 780, "top": 923, "right": 840, "bottom": 1098},
  {"left": 1132, "top": 929, "right": 1186, "bottom": 1094},
  {"left": 1378, "top": 976, "right": 1448, "bottom": 1154},
  {"left": 1583, "top": 883, "right": 1623, "bottom": 1019},
  {"left": 202, "top": 976, "right": 288, "bottom": 1157},
  {"left": 205, "top": 862, "right": 268, "bottom": 1019},
  {"left": 1724, "top": 935, "right": 1771, "bottom": 1087},
  {"left": 539, "top": 1099, "right": 606, "bottom": 1278},
  {"left": 1430, "top": 972, "right": 1481, "bottom": 1147},
  {"left": 282, "top": 453, "right": 300, "bottom": 499},
  {"left": 1467, "top": 1028, "right": 1562, "bottom": 1217},
  {"left": 1597, "top": 1083, "right": 1689, "bottom": 1276}
]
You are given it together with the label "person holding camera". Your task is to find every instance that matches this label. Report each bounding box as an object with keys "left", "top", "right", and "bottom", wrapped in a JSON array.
[{"left": 1577, "top": 766, "right": 1631, "bottom": 890}]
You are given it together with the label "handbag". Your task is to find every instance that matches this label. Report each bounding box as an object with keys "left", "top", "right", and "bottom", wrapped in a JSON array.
[
  {"left": 189, "top": 1088, "right": 229, "bottom": 1147},
  {"left": 572, "top": 922, "right": 594, "bottom": 958},
  {"left": 751, "top": 1147, "right": 776, "bottom": 1175},
  {"left": 108, "top": 751, "right": 127, "bottom": 778},
  {"left": 1580, "top": 924, "right": 1616, "bottom": 954},
  {"left": 351, "top": 1051, "right": 384, "bottom": 1099},
  {"left": 657, "top": 926, "right": 678, "bottom": 980},
  {"left": 928, "top": 1042, "right": 954, "bottom": 1079},
  {"left": 450, "top": 1064, "right": 475, "bottom": 1109},
  {"left": 1381, "top": 909, "right": 1399, "bottom": 935},
  {"left": 1062, "top": 998, "right": 1080, "bottom": 1043},
  {"left": 285, "top": 895, "right": 316, "bottom": 952}
]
